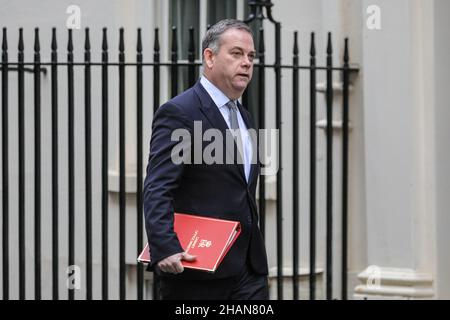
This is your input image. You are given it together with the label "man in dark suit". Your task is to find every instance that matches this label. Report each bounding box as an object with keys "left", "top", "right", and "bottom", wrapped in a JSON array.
[{"left": 143, "top": 19, "right": 269, "bottom": 300}]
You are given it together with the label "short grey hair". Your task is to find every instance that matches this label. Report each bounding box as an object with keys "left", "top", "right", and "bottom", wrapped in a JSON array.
[{"left": 201, "top": 19, "right": 253, "bottom": 61}]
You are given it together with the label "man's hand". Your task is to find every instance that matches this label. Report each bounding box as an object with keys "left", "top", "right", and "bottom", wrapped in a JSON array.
[{"left": 157, "top": 252, "right": 197, "bottom": 274}]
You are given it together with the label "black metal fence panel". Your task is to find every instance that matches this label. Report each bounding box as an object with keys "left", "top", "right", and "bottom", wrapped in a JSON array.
[{"left": 0, "top": 16, "right": 357, "bottom": 300}]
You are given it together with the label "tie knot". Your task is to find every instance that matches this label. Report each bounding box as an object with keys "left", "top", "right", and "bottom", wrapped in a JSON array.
[{"left": 226, "top": 100, "right": 237, "bottom": 110}]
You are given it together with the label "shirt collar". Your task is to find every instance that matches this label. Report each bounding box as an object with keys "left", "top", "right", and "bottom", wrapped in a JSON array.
[{"left": 200, "top": 76, "right": 237, "bottom": 109}]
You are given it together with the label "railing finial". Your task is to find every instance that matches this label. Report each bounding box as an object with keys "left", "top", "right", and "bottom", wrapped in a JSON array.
[{"left": 244, "top": 0, "right": 278, "bottom": 25}]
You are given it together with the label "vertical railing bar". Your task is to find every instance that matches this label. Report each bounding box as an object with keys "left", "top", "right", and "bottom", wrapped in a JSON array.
[
  {"left": 118, "top": 27, "right": 126, "bottom": 300},
  {"left": 67, "top": 28, "right": 75, "bottom": 301},
  {"left": 187, "top": 26, "right": 196, "bottom": 88},
  {"left": 153, "top": 28, "right": 160, "bottom": 116},
  {"left": 242, "top": 88, "right": 248, "bottom": 110},
  {"left": 1, "top": 27, "right": 9, "bottom": 301},
  {"left": 84, "top": 27, "right": 93, "bottom": 300},
  {"left": 341, "top": 38, "right": 350, "bottom": 301},
  {"left": 258, "top": 27, "right": 266, "bottom": 240},
  {"left": 152, "top": 28, "right": 160, "bottom": 300},
  {"left": 33, "top": 27, "right": 42, "bottom": 300},
  {"left": 292, "top": 31, "right": 300, "bottom": 301},
  {"left": 170, "top": 26, "right": 178, "bottom": 98},
  {"left": 242, "top": 23, "right": 249, "bottom": 110},
  {"left": 50, "top": 27, "right": 59, "bottom": 300},
  {"left": 325, "top": 32, "right": 334, "bottom": 301},
  {"left": 101, "top": 27, "right": 109, "bottom": 300},
  {"left": 274, "top": 21, "right": 283, "bottom": 300},
  {"left": 18, "top": 28, "right": 26, "bottom": 300},
  {"left": 309, "top": 32, "right": 317, "bottom": 301},
  {"left": 136, "top": 27, "right": 144, "bottom": 301}
]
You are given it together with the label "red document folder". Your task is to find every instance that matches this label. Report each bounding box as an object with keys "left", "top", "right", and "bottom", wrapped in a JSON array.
[{"left": 138, "top": 213, "right": 241, "bottom": 272}]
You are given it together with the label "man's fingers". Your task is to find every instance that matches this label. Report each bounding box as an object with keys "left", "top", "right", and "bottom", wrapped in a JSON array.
[
  {"left": 181, "top": 252, "right": 197, "bottom": 262},
  {"left": 158, "top": 252, "right": 193, "bottom": 274},
  {"left": 174, "top": 261, "right": 184, "bottom": 274},
  {"left": 158, "top": 253, "right": 179, "bottom": 272},
  {"left": 160, "top": 264, "right": 174, "bottom": 274},
  {"left": 161, "top": 261, "right": 183, "bottom": 274},
  {"left": 159, "top": 265, "right": 167, "bottom": 273}
]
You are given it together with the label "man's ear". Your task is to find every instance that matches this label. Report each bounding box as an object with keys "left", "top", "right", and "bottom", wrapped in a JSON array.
[{"left": 203, "top": 48, "right": 214, "bottom": 69}]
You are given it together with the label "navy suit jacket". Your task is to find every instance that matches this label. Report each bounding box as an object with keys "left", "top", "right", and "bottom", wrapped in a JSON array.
[{"left": 143, "top": 81, "right": 268, "bottom": 280}]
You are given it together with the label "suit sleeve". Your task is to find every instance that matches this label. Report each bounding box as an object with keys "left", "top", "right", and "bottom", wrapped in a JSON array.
[{"left": 143, "top": 102, "right": 191, "bottom": 268}]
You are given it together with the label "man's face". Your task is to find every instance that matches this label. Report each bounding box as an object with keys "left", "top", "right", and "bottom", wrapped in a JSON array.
[{"left": 204, "top": 28, "right": 256, "bottom": 100}]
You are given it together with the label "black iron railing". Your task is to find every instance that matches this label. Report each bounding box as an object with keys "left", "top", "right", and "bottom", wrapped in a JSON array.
[{"left": 1, "top": 5, "right": 358, "bottom": 300}]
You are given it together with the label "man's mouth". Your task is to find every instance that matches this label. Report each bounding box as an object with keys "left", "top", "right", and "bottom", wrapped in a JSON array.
[{"left": 237, "top": 74, "right": 249, "bottom": 79}]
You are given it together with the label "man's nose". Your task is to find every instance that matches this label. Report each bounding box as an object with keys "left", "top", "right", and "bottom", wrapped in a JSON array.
[{"left": 241, "top": 56, "right": 251, "bottom": 68}]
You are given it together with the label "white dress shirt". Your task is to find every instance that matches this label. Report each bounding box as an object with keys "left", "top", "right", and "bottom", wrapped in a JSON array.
[{"left": 200, "top": 76, "right": 253, "bottom": 182}]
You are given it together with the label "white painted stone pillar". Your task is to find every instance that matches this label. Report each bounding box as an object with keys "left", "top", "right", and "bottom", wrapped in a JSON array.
[{"left": 355, "top": 0, "right": 436, "bottom": 299}]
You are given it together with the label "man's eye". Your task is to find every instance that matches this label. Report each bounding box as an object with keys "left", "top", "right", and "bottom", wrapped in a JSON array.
[{"left": 232, "top": 51, "right": 242, "bottom": 56}]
